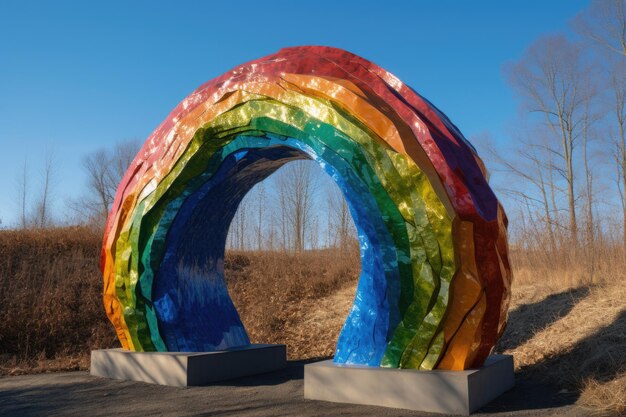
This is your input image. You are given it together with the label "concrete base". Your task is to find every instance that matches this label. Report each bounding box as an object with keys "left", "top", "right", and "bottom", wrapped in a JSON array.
[
  {"left": 304, "top": 355, "right": 514, "bottom": 415},
  {"left": 90, "top": 344, "right": 286, "bottom": 387}
]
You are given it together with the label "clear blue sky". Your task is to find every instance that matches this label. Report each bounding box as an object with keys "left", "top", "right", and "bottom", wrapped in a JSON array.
[{"left": 0, "top": 0, "right": 590, "bottom": 226}]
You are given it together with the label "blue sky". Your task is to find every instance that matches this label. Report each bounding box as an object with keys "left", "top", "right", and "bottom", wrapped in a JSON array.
[{"left": 0, "top": 0, "right": 590, "bottom": 226}]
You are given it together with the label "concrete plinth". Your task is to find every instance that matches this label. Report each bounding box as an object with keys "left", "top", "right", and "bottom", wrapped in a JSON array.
[
  {"left": 90, "top": 344, "right": 286, "bottom": 387},
  {"left": 304, "top": 355, "right": 514, "bottom": 415}
]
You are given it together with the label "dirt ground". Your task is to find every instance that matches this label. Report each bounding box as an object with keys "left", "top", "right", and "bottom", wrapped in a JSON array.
[{"left": 0, "top": 360, "right": 592, "bottom": 417}]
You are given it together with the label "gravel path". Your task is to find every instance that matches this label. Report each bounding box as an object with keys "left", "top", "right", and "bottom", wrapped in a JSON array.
[{"left": 0, "top": 361, "right": 589, "bottom": 417}]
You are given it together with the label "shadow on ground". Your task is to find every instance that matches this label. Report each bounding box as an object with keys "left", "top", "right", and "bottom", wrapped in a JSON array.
[
  {"left": 496, "top": 286, "right": 590, "bottom": 351},
  {"left": 522, "top": 309, "right": 626, "bottom": 385},
  {"left": 218, "top": 357, "right": 324, "bottom": 387}
]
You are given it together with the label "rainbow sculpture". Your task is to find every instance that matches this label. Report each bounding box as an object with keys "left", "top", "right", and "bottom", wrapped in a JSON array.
[{"left": 101, "top": 46, "right": 511, "bottom": 371}]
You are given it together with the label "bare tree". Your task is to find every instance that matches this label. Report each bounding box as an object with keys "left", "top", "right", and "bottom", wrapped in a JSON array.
[
  {"left": 278, "top": 177, "right": 290, "bottom": 250},
  {"left": 275, "top": 160, "right": 319, "bottom": 252},
  {"left": 266, "top": 219, "right": 276, "bottom": 251},
  {"left": 327, "top": 184, "right": 354, "bottom": 251},
  {"left": 609, "top": 61, "right": 626, "bottom": 247},
  {"left": 505, "top": 35, "right": 596, "bottom": 247},
  {"left": 574, "top": 0, "right": 626, "bottom": 57},
  {"left": 16, "top": 158, "right": 29, "bottom": 229},
  {"left": 307, "top": 214, "right": 320, "bottom": 250},
  {"left": 34, "top": 151, "right": 56, "bottom": 228},
  {"left": 83, "top": 149, "right": 113, "bottom": 221},
  {"left": 255, "top": 183, "right": 266, "bottom": 251},
  {"left": 576, "top": 0, "right": 626, "bottom": 248},
  {"left": 79, "top": 139, "right": 141, "bottom": 227},
  {"left": 234, "top": 194, "right": 248, "bottom": 250},
  {"left": 486, "top": 135, "right": 561, "bottom": 252},
  {"left": 110, "top": 140, "right": 140, "bottom": 185},
  {"left": 581, "top": 102, "right": 596, "bottom": 247}
]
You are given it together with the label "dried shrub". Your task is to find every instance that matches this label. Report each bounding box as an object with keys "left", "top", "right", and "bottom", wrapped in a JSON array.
[
  {"left": 225, "top": 249, "right": 360, "bottom": 360},
  {"left": 0, "top": 227, "right": 117, "bottom": 375},
  {"left": 0, "top": 228, "right": 360, "bottom": 374}
]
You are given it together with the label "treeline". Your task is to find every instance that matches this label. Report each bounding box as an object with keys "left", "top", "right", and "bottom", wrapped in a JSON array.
[
  {"left": 486, "top": 0, "right": 626, "bottom": 269},
  {"left": 13, "top": 1, "right": 625, "bottom": 267},
  {"left": 12, "top": 138, "right": 357, "bottom": 254},
  {"left": 12, "top": 140, "right": 140, "bottom": 231},
  {"left": 226, "top": 161, "right": 357, "bottom": 252}
]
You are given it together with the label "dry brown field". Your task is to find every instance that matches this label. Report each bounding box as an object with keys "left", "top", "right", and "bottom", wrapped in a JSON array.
[{"left": 0, "top": 227, "right": 623, "bottom": 414}]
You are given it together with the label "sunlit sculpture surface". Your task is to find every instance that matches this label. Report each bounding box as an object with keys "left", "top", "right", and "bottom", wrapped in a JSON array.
[{"left": 102, "top": 46, "right": 512, "bottom": 371}]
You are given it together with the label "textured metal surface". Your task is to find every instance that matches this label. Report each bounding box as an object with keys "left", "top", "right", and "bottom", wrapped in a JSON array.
[{"left": 101, "top": 46, "right": 512, "bottom": 370}]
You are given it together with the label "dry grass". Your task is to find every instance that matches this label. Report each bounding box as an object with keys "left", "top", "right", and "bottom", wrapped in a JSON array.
[
  {"left": 0, "top": 228, "right": 359, "bottom": 374},
  {"left": 1, "top": 228, "right": 625, "bottom": 414},
  {"left": 579, "top": 375, "right": 626, "bottom": 415},
  {"left": 510, "top": 244, "right": 625, "bottom": 288},
  {"left": 226, "top": 248, "right": 359, "bottom": 360},
  {"left": 0, "top": 227, "right": 117, "bottom": 375},
  {"left": 498, "top": 281, "right": 626, "bottom": 414},
  {"left": 498, "top": 246, "right": 626, "bottom": 415}
]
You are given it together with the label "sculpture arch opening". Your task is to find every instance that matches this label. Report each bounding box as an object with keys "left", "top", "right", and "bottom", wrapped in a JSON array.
[
  {"left": 223, "top": 157, "right": 361, "bottom": 361},
  {"left": 101, "top": 46, "right": 512, "bottom": 371},
  {"left": 153, "top": 138, "right": 403, "bottom": 366}
]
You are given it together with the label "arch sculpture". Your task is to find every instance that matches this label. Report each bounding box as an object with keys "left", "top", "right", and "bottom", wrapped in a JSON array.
[{"left": 101, "top": 46, "right": 512, "bottom": 371}]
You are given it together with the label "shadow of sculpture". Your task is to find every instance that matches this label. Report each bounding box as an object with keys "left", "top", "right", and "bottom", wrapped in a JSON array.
[
  {"left": 480, "top": 308, "right": 626, "bottom": 414},
  {"left": 496, "top": 286, "right": 590, "bottom": 352},
  {"left": 522, "top": 309, "right": 626, "bottom": 385},
  {"left": 218, "top": 357, "right": 330, "bottom": 387}
]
